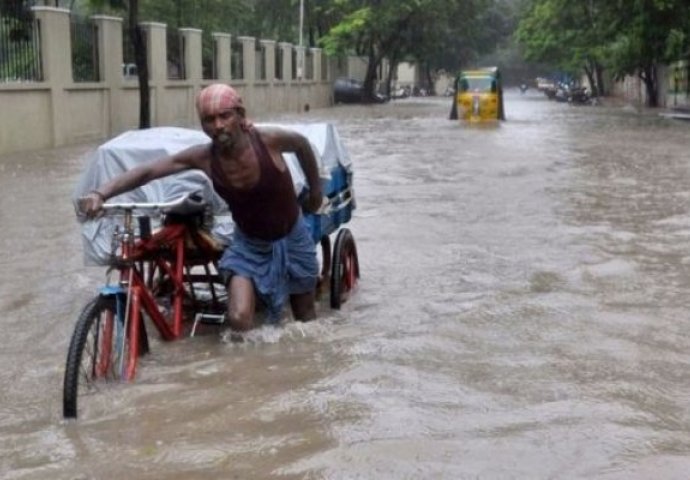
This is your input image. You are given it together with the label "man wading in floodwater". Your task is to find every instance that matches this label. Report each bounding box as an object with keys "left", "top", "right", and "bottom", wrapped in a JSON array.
[{"left": 80, "top": 83, "right": 323, "bottom": 335}]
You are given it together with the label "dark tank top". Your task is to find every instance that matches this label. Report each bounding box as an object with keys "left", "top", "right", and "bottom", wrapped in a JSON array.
[{"left": 210, "top": 129, "right": 299, "bottom": 241}]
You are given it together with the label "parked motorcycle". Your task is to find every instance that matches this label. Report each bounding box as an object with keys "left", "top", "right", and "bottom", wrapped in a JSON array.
[
  {"left": 567, "top": 86, "right": 592, "bottom": 105},
  {"left": 554, "top": 83, "right": 570, "bottom": 102}
]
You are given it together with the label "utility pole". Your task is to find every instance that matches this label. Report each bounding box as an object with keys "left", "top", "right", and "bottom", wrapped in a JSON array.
[
  {"left": 297, "top": 0, "right": 305, "bottom": 112},
  {"left": 298, "top": 0, "right": 304, "bottom": 80}
]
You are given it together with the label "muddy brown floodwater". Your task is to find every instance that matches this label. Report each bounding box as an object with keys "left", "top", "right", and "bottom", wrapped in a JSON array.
[{"left": 2, "top": 91, "right": 690, "bottom": 479}]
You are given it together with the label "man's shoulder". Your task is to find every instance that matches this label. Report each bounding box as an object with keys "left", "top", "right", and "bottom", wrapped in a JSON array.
[
  {"left": 254, "top": 125, "right": 304, "bottom": 149},
  {"left": 173, "top": 142, "right": 213, "bottom": 167},
  {"left": 254, "top": 124, "right": 287, "bottom": 139}
]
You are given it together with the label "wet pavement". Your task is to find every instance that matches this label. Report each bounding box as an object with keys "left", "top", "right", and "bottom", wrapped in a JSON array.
[{"left": 2, "top": 90, "right": 690, "bottom": 479}]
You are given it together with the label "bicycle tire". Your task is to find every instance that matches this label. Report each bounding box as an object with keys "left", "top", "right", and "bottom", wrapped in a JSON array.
[
  {"left": 63, "top": 295, "right": 131, "bottom": 419},
  {"left": 330, "top": 228, "right": 360, "bottom": 309}
]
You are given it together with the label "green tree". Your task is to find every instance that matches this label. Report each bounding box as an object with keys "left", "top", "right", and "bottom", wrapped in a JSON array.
[
  {"left": 401, "top": 0, "right": 484, "bottom": 93},
  {"left": 517, "top": 0, "right": 690, "bottom": 105},
  {"left": 318, "top": 0, "right": 503, "bottom": 100},
  {"left": 516, "top": 0, "right": 612, "bottom": 95},
  {"left": 603, "top": 0, "right": 689, "bottom": 106},
  {"left": 319, "top": 1, "right": 414, "bottom": 101}
]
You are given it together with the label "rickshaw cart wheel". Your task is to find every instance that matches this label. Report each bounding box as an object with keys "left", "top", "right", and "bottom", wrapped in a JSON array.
[{"left": 330, "top": 228, "right": 359, "bottom": 309}]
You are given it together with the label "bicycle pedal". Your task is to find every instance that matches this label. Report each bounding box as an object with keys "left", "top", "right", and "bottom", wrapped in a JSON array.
[{"left": 191, "top": 313, "right": 226, "bottom": 337}]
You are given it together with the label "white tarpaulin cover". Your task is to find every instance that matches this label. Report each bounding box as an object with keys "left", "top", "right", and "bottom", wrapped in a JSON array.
[{"left": 73, "top": 123, "right": 351, "bottom": 265}]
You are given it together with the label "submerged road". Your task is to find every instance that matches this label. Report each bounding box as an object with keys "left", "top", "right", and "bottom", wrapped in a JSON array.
[{"left": 2, "top": 90, "right": 690, "bottom": 479}]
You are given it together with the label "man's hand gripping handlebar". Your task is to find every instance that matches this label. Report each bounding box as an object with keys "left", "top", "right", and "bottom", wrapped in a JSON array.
[{"left": 77, "top": 191, "right": 207, "bottom": 219}]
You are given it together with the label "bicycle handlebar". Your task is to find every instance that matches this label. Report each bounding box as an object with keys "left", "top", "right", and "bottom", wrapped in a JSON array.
[{"left": 100, "top": 191, "right": 208, "bottom": 215}]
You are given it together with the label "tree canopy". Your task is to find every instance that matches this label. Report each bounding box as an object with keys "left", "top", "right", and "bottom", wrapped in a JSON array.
[
  {"left": 74, "top": 0, "right": 511, "bottom": 102},
  {"left": 515, "top": 0, "right": 690, "bottom": 105}
]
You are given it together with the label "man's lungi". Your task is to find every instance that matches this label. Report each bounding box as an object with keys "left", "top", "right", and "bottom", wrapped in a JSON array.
[{"left": 218, "top": 215, "right": 318, "bottom": 322}]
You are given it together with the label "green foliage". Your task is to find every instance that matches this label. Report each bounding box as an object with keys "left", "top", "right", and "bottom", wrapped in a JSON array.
[
  {"left": 665, "top": 29, "right": 687, "bottom": 60},
  {"left": 139, "top": 0, "right": 254, "bottom": 34},
  {"left": 70, "top": 0, "right": 521, "bottom": 99},
  {"left": 319, "top": 7, "right": 370, "bottom": 56},
  {"left": 516, "top": 0, "right": 690, "bottom": 103}
]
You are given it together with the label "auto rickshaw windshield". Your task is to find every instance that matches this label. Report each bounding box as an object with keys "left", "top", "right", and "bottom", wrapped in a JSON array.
[{"left": 459, "top": 76, "right": 496, "bottom": 93}]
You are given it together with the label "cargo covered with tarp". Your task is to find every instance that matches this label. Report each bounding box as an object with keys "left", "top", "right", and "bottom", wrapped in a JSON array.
[{"left": 73, "top": 123, "right": 353, "bottom": 265}]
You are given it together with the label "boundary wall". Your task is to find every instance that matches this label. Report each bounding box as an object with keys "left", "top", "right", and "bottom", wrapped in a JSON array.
[
  {"left": 601, "top": 63, "right": 690, "bottom": 110},
  {"left": 0, "top": 7, "right": 335, "bottom": 155}
]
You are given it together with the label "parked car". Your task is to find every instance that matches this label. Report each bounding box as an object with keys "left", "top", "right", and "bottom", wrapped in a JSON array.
[{"left": 333, "top": 78, "right": 387, "bottom": 104}]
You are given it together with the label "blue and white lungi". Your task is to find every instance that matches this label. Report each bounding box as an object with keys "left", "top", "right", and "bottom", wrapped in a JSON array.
[{"left": 218, "top": 215, "right": 318, "bottom": 323}]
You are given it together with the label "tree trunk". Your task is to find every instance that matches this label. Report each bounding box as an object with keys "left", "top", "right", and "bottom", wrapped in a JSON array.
[
  {"left": 385, "top": 59, "right": 397, "bottom": 97},
  {"left": 640, "top": 65, "right": 658, "bottom": 108},
  {"left": 594, "top": 63, "right": 606, "bottom": 96},
  {"left": 129, "top": 0, "right": 150, "bottom": 129},
  {"left": 362, "top": 41, "right": 380, "bottom": 103},
  {"left": 584, "top": 61, "right": 597, "bottom": 97},
  {"left": 424, "top": 64, "right": 434, "bottom": 95}
]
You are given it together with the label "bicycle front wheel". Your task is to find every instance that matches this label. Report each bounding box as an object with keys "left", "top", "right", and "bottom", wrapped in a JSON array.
[{"left": 63, "top": 295, "right": 132, "bottom": 419}]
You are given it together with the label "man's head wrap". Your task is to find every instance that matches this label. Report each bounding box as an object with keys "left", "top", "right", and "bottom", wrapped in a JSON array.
[{"left": 196, "top": 83, "right": 245, "bottom": 118}]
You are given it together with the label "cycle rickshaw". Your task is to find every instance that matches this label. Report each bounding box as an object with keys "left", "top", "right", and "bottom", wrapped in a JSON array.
[{"left": 64, "top": 124, "right": 359, "bottom": 419}]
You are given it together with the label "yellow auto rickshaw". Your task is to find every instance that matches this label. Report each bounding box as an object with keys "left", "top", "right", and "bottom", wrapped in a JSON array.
[{"left": 449, "top": 67, "right": 505, "bottom": 122}]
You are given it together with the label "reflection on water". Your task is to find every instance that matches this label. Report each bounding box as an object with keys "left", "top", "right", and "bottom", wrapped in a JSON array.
[{"left": 2, "top": 91, "right": 690, "bottom": 479}]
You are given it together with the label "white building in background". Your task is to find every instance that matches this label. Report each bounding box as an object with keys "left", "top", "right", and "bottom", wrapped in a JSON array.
[{"left": 394, "top": 62, "right": 454, "bottom": 96}]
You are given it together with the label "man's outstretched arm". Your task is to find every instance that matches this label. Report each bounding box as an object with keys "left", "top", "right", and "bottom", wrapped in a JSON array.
[{"left": 80, "top": 144, "right": 208, "bottom": 217}]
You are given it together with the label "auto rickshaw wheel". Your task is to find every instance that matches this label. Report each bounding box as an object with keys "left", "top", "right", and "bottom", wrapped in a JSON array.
[{"left": 330, "top": 228, "right": 359, "bottom": 309}]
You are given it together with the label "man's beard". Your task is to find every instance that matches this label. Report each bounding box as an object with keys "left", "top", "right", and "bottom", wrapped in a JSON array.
[{"left": 215, "top": 131, "right": 234, "bottom": 150}]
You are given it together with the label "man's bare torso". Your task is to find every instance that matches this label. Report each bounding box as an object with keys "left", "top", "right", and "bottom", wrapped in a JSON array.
[{"left": 190, "top": 128, "right": 287, "bottom": 191}]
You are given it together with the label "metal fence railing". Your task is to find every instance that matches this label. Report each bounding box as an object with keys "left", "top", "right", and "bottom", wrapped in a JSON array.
[
  {"left": 291, "top": 48, "right": 297, "bottom": 80},
  {"left": 321, "top": 50, "right": 328, "bottom": 81},
  {"left": 0, "top": 2, "right": 43, "bottom": 82},
  {"left": 231, "top": 39, "right": 243, "bottom": 80},
  {"left": 122, "top": 26, "right": 145, "bottom": 79},
  {"left": 254, "top": 39, "right": 265, "bottom": 80},
  {"left": 70, "top": 14, "right": 99, "bottom": 82},
  {"left": 202, "top": 31, "right": 215, "bottom": 80},
  {"left": 275, "top": 46, "right": 283, "bottom": 80},
  {"left": 305, "top": 49, "right": 313, "bottom": 80},
  {"left": 167, "top": 29, "right": 185, "bottom": 80}
]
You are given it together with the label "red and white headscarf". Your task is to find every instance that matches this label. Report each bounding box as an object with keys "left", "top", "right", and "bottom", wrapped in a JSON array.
[{"left": 196, "top": 83, "right": 245, "bottom": 117}]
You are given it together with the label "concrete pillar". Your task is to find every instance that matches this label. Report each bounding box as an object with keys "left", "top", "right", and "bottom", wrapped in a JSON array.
[
  {"left": 92, "top": 15, "right": 123, "bottom": 84},
  {"left": 311, "top": 47, "right": 322, "bottom": 82},
  {"left": 31, "top": 6, "right": 71, "bottom": 146},
  {"left": 140, "top": 22, "right": 167, "bottom": 125},
  {"left": 140, "top": 22, "right": 166, "bottom": 83},
  {"left": 238, "top": 36, "right": 255, "bottom": 82},
  {"left": 180, "top": 28, "right": 202, "bottom": 82},
  {"left": 92, "top": 15, "right": 123, "bottom": 136},
  {"left": 295, "top": 45, "right": 306, "bottom": 81},
  {"left": 213, "top": 33, "right": 231, "bottom": 81},
  {"left": 32, "top": 7, "right": 71, "bottom": 85},
  {"left": 261, "top": 40, "right": 276, "bottom": 82},
  {"left": 279, "top": 42, "right": 292, "bottom": 82},
  {"left": 237, "top": 36, "right": 255, "bottom": 103}
]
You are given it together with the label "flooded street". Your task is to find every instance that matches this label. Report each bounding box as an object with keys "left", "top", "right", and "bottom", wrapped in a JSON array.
[{"left": 2, "top": 90, "right": 690, "bottom": 479}]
